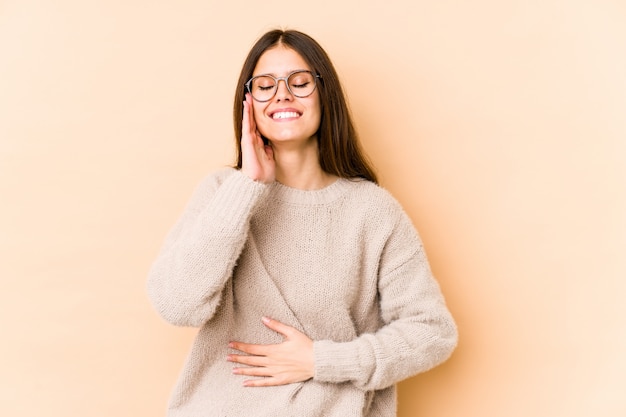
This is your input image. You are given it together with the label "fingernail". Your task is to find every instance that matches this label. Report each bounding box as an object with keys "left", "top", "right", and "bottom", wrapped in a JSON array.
[{"left": 262, "top": 316, "right": 271, "bottom": 324}]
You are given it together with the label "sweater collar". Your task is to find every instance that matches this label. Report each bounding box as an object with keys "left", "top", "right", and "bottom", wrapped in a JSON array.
[{"left": 269, "top": 177, "right": 354, "bottom": 205}]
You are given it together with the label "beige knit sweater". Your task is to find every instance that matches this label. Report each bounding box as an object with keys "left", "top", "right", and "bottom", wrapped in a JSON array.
[{"left": 147, "top": 167, "right": 457, "bottom": 417}]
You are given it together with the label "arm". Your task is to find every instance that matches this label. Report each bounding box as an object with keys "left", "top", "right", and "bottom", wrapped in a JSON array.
[
  {"left": 148, "top": 93, "right": 274, "bottom": 327},
  {"left": 147, "top": 169, "right": 268, "bottom": 327},
  {"left": 313, "top": 211, "right": 458, "bottom": 391}
]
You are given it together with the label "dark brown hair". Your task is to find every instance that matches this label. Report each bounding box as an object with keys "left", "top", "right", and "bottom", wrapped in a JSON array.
[{"left": 232, "top": 29, "right": 378, "bottom": 184}]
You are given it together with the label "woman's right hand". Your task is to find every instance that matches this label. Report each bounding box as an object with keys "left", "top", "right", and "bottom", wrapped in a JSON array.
[{"left": 241, "top": 93, "right": 275, "bottom": 184}]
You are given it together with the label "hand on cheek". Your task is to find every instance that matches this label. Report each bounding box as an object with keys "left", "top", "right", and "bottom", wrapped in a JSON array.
[{"left": 241, "top": 93, "right": 275, "bottom": 184}]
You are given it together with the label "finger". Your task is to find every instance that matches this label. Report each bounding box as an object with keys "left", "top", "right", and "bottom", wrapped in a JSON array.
[
  {"left": 243, "top": 376, "right": 285, "bottom": 388},
  {"left": 228, "top": 341, "right": 269, "bottom": 356},
  {"left": 241, "top": 100, "right": 251, "bottom": 138},
  {"left": 227, "top": 353, "right": 270, "bottom": 367},
  {"left": 245, "top": 93, "right": 257, "bottom": 132},
  {"left": 232, "top": 366, "right": 271, "bottom": 377},
  {"left": 261, "top": 316, "right": 296, "bottom": 338}
]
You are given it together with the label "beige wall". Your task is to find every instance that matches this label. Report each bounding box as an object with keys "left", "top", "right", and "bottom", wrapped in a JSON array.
[{"left": 1, "top": 1, "right": 625, "bottom": 415}]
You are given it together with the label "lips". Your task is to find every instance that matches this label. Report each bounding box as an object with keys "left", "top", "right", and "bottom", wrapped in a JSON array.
[
  {"left": 269, "top": 108, "right": 302, "bottom": 120},
  {"left": 273, "top": 111, "right": 299, "bottom": 119}
]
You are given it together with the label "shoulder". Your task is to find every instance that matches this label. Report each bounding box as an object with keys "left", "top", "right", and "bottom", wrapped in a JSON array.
[
  {"left": 343, "top": 178, "right": 407, "bottom": 217},
  {"left": 337, "top": 178, "right": 418, "bottom": 241}
]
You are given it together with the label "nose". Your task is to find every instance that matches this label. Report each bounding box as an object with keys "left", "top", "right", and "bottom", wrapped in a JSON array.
[{"left": 274, "top": 78, "right": 293, "bottom": 101}]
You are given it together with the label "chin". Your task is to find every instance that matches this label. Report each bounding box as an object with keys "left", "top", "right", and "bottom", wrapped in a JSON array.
[
  {"left": 262, "top": 131, "right": 305, "bottom": 143},
  {"left": 265, "top": 127, "right": 318, "bottom": 142}
]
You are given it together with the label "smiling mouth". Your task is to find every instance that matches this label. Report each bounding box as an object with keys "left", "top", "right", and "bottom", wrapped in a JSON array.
[{"left": 272, "top": 111, "right": 300, "bottom": 120}]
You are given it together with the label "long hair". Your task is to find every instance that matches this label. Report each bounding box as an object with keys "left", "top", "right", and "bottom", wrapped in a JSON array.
[{"left": 232, "top": 29, "right": 378, "bottom": 184}]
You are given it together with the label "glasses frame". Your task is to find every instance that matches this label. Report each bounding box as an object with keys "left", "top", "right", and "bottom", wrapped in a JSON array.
[{"left": 244, "top": 70, "right": 321, "bottom": 102}]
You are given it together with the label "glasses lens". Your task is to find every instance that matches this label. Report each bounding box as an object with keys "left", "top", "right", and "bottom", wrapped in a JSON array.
[
  {"left": 250, "top": 76, "right": 276, "bottom": 101},
  {"left": 288, "top": 71, "right": 316, "bottom": 98}
]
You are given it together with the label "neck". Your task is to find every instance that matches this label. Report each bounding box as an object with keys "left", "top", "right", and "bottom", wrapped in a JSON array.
[{"left": 271, "top": 139, "right": 336, "bottom": 190}]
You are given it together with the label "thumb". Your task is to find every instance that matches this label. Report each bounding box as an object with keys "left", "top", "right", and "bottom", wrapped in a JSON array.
[{"left": 262, "top": 316, "right": 295, "bottom": 338}]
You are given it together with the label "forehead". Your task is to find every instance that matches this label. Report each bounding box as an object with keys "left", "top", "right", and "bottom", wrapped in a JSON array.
[{"left": 253, "top": 45, "right": 311, "bottom": 76}]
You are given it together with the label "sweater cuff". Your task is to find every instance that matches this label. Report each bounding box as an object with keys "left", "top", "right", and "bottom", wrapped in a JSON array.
[
  {"left": 313, "top": 339, "right": 373, "bottom": 384},
  {"left": 210, "top": 170, "right": 269, "bottom": 226}
]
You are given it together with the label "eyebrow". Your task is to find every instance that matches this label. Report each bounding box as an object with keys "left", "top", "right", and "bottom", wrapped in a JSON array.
[{"left": 251, "top": 69, "right": 310, "bottom": 78}]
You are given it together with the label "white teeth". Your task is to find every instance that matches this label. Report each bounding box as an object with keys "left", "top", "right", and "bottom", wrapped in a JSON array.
[{"left": 272, "top": 111, "right": 299, "bottom": 119}]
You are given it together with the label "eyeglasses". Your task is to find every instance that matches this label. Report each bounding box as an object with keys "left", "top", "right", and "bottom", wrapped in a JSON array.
[{"left": 245, "top": 70, "right": 321, "bottom": 102}]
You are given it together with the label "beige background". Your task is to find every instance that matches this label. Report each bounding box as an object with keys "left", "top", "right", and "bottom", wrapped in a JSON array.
[{"left": 1, "top": 0, "right": 625, "bottom": 416}]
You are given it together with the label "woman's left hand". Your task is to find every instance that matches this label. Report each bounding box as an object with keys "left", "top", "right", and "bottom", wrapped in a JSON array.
[{"left": 227, "top": 317, "right": 314, "bottom": 387}]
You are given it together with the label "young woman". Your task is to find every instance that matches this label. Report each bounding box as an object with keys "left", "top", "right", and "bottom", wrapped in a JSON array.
[{"left": 148, "top": 29, "right": 457, "bottom": 417}]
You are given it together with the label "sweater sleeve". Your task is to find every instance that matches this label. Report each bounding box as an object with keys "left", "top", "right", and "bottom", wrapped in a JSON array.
[
  {"left": 312, "top": 209, "right": 458, "bottom": 391},
  {"left": 147, "top": 169, "right": 269, "bottom": 327}
]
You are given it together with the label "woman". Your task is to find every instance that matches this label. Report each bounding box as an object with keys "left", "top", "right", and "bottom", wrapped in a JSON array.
[{"left": 148, "top": 29, "right": 457, "bottom": 416}]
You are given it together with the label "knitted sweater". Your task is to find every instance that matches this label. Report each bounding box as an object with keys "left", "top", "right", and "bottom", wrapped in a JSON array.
[{"left": 147, "top": 167, "right": 457, "bottom": 417}]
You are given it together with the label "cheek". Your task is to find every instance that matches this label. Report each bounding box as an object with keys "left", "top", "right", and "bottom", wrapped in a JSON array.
[
  {"left": 314, "top": 95, "right": 323, "bottom": 117},
  {"left": 311, "top": 104, "right": 322, "bottom": 130},
  {"left": 251, "top": 102, "right": 264, "bottom": 120}
]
